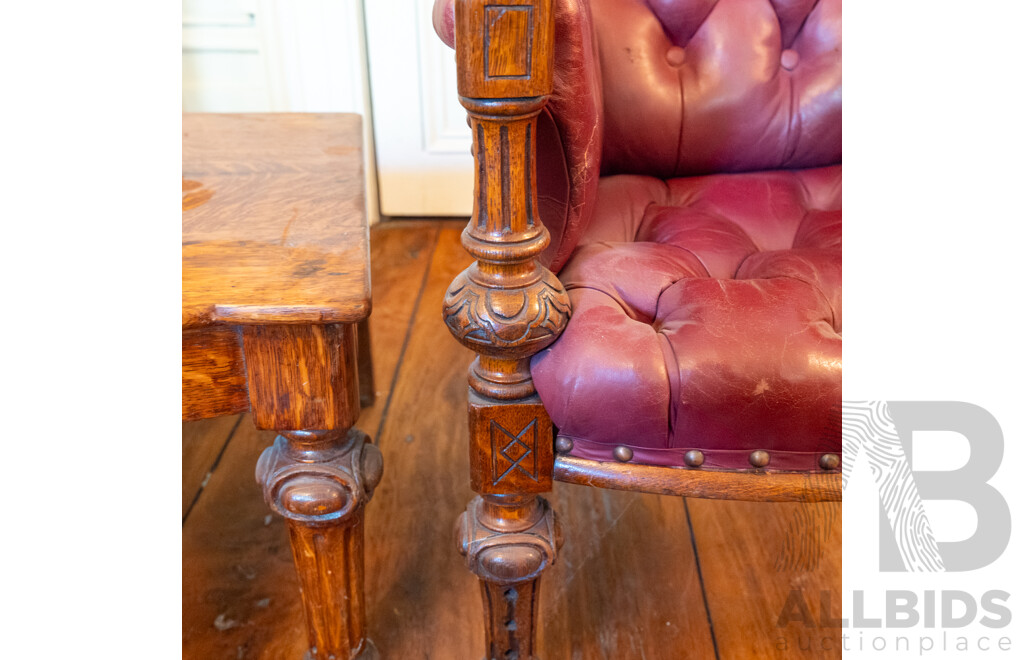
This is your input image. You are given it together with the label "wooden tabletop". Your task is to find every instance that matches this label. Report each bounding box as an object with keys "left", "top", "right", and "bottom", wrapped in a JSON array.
[{"left": 182, "top": 113, "right": 370, "bottom": 330}]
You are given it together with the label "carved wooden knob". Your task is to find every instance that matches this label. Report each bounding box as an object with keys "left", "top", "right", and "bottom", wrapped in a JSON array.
[
  {"left": 458, "top": 495, "right": 560, "bottom": 585},
  {"left": 477, "top": 545, "right": 546, "bottom": 583},
  {"left": 257, "top": 431, "right": 377, "bottom": 527},
  {"left": 279, "top": 475, "right": 351, "bottom": 517},
  {"left": 361, "top": 442, "right": 384, "bottom": 494}
]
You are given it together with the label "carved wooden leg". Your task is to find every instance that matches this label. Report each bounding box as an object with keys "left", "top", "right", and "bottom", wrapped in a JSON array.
[
  {"left": 241, "top": 323, "right": 380, "bottom": 660},
  {"left": 454, "top": 395, "right": 563, "bottom": 659},
  {"left": 459, "top": 494, "right": 560, "bottom": 660},
  {"left": 257, "top": 429, "right": 382, "bottom": 660},
  {"left": 444, "top": 1, "right": 564, "bottom": 655}
]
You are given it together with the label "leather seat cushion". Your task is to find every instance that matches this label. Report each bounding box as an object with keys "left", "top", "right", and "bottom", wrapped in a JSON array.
[{"left": 531, "top": 165, "right": 841, "bottom": 471}]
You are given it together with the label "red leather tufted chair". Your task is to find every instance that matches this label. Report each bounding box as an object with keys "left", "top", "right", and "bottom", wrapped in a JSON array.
[{"left": 436, "top": 0, "right": 841, "bottom": 656}]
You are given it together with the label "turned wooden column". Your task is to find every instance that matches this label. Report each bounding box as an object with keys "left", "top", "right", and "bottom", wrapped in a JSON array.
[
  {"left": 443, "top": 1, "right": 567, "bottom": 657},
  {"left": 245, "top": 324, "right": 382, "bottom": 660}
]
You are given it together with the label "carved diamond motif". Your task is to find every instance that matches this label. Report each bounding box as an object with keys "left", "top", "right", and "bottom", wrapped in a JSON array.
[
  {"left": 491, "top": 419, "right": 538, "bottom": 484},
  {"left": 502, "top": 437, "right": 530, "bottom": 463}
]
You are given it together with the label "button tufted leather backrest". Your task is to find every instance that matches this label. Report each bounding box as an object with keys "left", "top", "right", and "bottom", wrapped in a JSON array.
[
  {"left": 595, "top": 0, "right": 841, "bottom": 177},
  {"left": 433, "top": 0, "right": 841, "bottom": 267}
]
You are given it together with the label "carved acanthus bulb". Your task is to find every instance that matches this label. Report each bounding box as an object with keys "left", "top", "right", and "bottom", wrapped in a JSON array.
[{"left": 443, "top": 263, "right": 570, "bottom": 361}]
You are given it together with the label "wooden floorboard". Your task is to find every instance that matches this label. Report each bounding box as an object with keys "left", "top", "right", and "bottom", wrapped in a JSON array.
[
  {"left": 362, "top": 225, "right": 481, "bottom": 658},
  {"left": 183, "top": 220, "right": 841, "bottom": 659},
  {"left": 356, "top": 220, "right": 443, "bottom": 440},
  {"left": 183, "top": 419, "right": 305, "bottom": 659},
  {"left": 688, "top": 499, "right": 842, "bottom": 658},
  {"left": 538, "top": 486, "right": 718, "bottom": 659},
  {"left": 182, "top": 414, "right": 241, "bottom": 519}
]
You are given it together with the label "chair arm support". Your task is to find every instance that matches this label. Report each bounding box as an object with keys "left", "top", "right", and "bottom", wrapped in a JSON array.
[
  {"left": 442, "top": 8, "right": 568, "bottom": 657},
  {"left": 442, "top": 0, "right": 570, "bottom": 401},
  {"left": 434, "top": 0, "right": 604, "bottom": 272}
]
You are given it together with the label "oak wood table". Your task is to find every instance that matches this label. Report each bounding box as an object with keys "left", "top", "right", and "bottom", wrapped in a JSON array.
[{"left": 182, "top": 113, "right": 380, "bottom": 660}]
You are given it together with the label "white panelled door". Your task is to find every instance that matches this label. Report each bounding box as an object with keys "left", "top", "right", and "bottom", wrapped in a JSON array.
[{"left": 364, "top": 0, "right": 474, "bottom": 217}]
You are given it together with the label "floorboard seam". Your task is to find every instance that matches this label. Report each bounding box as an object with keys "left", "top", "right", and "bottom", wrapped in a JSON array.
[
  {"left": 372, "top": 228, "right": 442, "bottom": 447},
  {"left": 684, "top": 497, "right": 721, "bottom": 660},
  {"left": 182, "top": 414, "right": 245, "bottom": 527}
]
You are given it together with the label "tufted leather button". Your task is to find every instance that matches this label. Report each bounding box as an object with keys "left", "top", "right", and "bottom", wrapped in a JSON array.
[
  {"left": 666, "top": 46, "right": 685, "bottom": 67},
  {"left": 780, "top": 49, "right": 800, "bottom": 71}
]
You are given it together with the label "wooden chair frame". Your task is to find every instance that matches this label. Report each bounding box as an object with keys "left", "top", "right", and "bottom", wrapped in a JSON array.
[{"left": 441, "top": 1, "right": 841, "bottom": 657}]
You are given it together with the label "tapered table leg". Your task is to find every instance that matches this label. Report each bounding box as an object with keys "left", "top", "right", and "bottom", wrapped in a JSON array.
[
  {"left": 242, "top": 323, "right": 380, "bottom": 659},
  {"left": 257, "top": 429, "right": 382, "bottom": 660}
]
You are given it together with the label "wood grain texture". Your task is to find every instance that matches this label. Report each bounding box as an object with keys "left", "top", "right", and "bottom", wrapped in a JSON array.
[
  {"left": 357, "top": 318, "right": 375, "bottom": 408},
  {"left": 469, "top": 394, "right": 554, "bottom": 494},
  {"left": 183, "top": 113, "right": 376, "bottom": 659},
  {"left": 689, "top": 498, "right": 843, "bottom": 658},
  {"left": 182, "top": 325, "right": 249, "bottom": 421},
  {"left": 485, "top": 6, "right": 531, "bottom": 77},
  {"left": 483, "top": 580, "right": 542, "bottom": 657},
  {"left": 354, "top": 221, "right": 441, "bottom": 438},
  {"left": 448, "top": 10, "right": 567, "bottom": 655},
  {"left": 458, "top": 494, "right": 559, "bottom": 660},
  {"left": 183, "top": 113, "right": 369, "bottom": 329},
  {"left": 183, "top": 419, "right": 307, "bottom": 660},
  {"left": 257, "top": 429, "right": 382, "bottom": 660},
  {"left": 362, "top": 226, "right": 482, "bottom": 657},
  {"left": 283, "top": 518, "right": 377, "bottom": 660},
  {"left": 182, "top": 415, "right": 241, "bottom": 517},
  {"left": 555, "top": 454, "right": 843, "bottom": 502},
  {"left": 242, "top": 323, "right": 359, "bottom": 432},
  {"left": 458, "top": 0, "right": 553, "bottom": 99},
  {"left": 539, "top": 485, "right": 718, "bottom": 659},
  {"left": 444, "top": 0, "right": 568, "bottom": 404}
]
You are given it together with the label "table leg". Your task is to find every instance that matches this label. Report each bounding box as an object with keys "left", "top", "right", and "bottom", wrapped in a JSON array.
[
  {"left": 242, "top": 324, "right": 380, "bottom": 659},
  {"left": 257, "top": 429, "right": 382, "bottom": 660}
]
